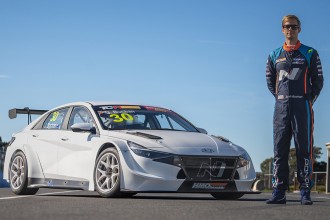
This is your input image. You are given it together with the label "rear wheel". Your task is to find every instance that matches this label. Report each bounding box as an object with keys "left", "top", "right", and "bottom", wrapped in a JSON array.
[
  {"left": 9, "top": 151, "right": 39, "bottom": 195},
  {"left": 211, "top": 193, "right": 244, "bottom": 200},
  {"left": 94, "top": 148, "right": 122, "bottom": 198}
]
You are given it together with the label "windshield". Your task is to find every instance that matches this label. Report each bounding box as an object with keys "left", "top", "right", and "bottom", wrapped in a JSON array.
[{"left": 93, "top": 105, "right": 198, "bottom": 132}]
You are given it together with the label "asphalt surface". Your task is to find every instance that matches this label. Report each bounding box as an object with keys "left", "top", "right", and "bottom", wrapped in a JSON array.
[{"left": 0, "top": 188, "right": 330, "bottom": 220}]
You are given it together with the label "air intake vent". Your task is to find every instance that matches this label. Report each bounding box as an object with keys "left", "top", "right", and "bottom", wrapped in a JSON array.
[{"left": 177, "top": 169, "right": 186, "bottom": 179}]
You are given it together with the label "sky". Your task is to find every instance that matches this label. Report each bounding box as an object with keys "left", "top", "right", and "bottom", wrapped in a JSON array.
[{"left": 1, "top": 0, "right": 330, "bottom": 172}]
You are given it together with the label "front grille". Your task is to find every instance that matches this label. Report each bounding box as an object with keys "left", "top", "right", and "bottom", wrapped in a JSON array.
[{"left": 180, "top": 156, "right": 238, "bottom": 181}]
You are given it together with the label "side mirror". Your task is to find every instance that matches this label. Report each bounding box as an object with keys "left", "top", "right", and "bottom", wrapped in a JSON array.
[
  {"left": 197, "top": 127, "right": 208, "bottom": 134},
  {"left": 71, "top": 123, "right": 96, "bottom": 134}
]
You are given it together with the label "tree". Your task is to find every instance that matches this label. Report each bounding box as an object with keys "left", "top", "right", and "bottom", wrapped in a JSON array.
[
  {"left": 260, "top": 157, "right": 273, "bottom": 176},
  {"left": 288, "top": 146, "right": 323, "bottom": 173},
  {"left": 314, "top": 161, "right": 327, "bottom": 172},
  {"left": 0, "top": 136, "right": 9, "bottom": 150},
  {"left": 313, "top": 146, "right": 323, "bottom": 161}
]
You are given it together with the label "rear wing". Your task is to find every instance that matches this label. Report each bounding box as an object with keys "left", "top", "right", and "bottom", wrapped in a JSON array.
[{"left": 9, "top": 108, "right": 48, "bottom": 124}]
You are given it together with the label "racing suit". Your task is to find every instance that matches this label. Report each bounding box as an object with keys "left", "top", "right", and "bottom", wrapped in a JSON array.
[{"left": 266, "top": 41, "right": 323, "bottom": 190}]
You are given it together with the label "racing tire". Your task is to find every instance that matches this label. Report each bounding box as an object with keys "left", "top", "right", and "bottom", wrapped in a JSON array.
[
  {"left": 94, "top": 148, "right": 122, "bottom": 198},
  {"left": 9, "top": 151, "right": 39, "bottom": 195},
  {"left": 211, "top": 193, "right": 244, "bottom": 200}
]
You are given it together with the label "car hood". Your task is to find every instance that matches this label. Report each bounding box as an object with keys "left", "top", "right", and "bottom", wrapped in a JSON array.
[{"left": 107, "top": 130, "right": 245, "bottom": 157}]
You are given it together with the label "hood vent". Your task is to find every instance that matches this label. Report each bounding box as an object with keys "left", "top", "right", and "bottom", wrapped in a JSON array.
[
  {"left": 212, "top": 135, "right": 230, "bottom": 143},
  {"left": 127, "top": 131, "right": 162, "bottom": 140}
]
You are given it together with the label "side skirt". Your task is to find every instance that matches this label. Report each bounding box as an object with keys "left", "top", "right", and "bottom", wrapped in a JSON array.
[{"left": 28, "top": 178, "right": 89, "bottom": 190}]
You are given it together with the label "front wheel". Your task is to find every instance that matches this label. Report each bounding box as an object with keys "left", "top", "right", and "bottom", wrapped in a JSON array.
[
  {"left": 9, "top": 151, "right": 39, "bottom": 195},
  {"left": 94, "top": 148, "right": 122, "bottom": 198},
  {"left": 211, "top": 193, "right": 244, "bottom": 200}
]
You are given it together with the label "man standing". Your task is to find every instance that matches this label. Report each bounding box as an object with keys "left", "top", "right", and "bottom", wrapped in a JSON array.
[{"left": 266, "top": 15, "right": 323, "bottom": 205}]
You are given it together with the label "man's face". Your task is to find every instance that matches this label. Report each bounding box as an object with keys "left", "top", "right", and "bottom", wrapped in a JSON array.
[{"left": 282, "top": 18, "right": 301, "bottom": 41}]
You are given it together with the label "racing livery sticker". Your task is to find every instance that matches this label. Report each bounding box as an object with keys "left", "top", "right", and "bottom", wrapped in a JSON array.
[
  {"left": 99, "top": 106, "right": 141, "bottom": 110},
  {"left": 110, "top": 113, "right": 134, "bottom": 123},
  {"left": 177, "top": 181, "right": 237, "bottom": 192},
  {"left": 144, "top": 106, "right": 169, "bottom": 112},
  {"left": 192, "top": 182, "right": 228, "bottom": 190},
  {"left": 50, "top": 111, "right": 59, "bottom": 122}
]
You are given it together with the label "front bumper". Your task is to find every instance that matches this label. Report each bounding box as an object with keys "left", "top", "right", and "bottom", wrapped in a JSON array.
[{"left": 118, "top": 149, "right": 257, "bottom": 193}]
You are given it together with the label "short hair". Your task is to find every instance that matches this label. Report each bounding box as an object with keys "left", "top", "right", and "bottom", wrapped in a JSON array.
[{"left": 282, "top": 15, "right": 301, "bottom": 27}]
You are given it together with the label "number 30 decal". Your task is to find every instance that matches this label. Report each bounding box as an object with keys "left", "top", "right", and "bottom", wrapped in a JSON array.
[{"left": 110, "top": 113, "right": 133, "bottom": 123}]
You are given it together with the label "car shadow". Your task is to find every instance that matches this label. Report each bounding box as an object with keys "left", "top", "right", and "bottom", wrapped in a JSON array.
[{"left": 38, "top": 193, "right": 267, "bottom": 201}]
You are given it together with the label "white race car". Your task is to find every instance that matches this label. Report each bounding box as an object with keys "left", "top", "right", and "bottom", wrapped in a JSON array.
[{"left": 4, "top": 102, "right": 258, "bottom": 199}]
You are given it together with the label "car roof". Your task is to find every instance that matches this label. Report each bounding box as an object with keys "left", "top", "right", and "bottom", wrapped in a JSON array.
[
  {"left": 53, "top": 101, "right": 171, "bottom": 111},
  {"left": 87, "top": 101, "right": 139, "bottom": 106}
]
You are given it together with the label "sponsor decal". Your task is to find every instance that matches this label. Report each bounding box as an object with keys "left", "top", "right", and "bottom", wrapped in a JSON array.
[
  {"left": 272, "top": 157, "right": 285, "bottom": 188},
  {"left": 99, "top": 106, "right": 141, "bottom": 110},
  {"left": 46, "top": 123, "right": 61, "bottom": 129},
  {"left": 47, "top": 180, "right": 53, "bottom": 187},
  {"left": 99, "top": 110, "right": 135, "bottom": 115},
  {"left": 99, "top": 106, "right": 119, "bottom": 110},
  {"left": 192, "top": 182, "right": 227, "bottom": 189},
  {"left": 120, "top": 106, "right": 141, "bottom": 109},
  {"left": 278, "top": 68, "right": 301, "bottom": 81},
  {"left": 201, "top": 148, "right": 214, "bottom": 153},
  {"left": 50, "top": 111, "right": 59, "bottom": 122},
  {"left": 276, "top": 57, "right": 286, "bottom": 63},
  {"left": 145, "top": 106, "right": 169, "bottom": 112},
  {"left": 292, "top": 58, "right": 305, "bottom": 65},
  {"left": 308, "top": 49, "right": 313, "bottom": 53},
  {"left": 303, "top": 158, "right": 310, "bottom": 186},
  {"left": 111, "top": 110, "right": 135, "bottom": 114}
]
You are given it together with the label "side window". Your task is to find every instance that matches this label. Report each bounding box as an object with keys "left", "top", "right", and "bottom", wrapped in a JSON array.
[
  {"left": 68, "top": 107, "right": 95, "bottom": 129},
  {"left": 133, "top": 114, "right": 146, "bottom": 124},
  {"left": 155, "top": 114, "right": 171, "bottom": 129},
  {"left": 168, "top": 117, "right": 185, "bottom": 131},
  {"left": 42, "top": 108, "right": 69, "bottom": 130}
]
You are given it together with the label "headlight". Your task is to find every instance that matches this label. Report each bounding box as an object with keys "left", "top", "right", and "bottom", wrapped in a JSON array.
[
  {"left": 127, "top": 141, "right": 172, "bottom": 159},
  {"left": 127, "top": 141, "right": 181, "bottom": 166},
  {"left": 237, "top": 152, "right": 251, "bottom": 168}
]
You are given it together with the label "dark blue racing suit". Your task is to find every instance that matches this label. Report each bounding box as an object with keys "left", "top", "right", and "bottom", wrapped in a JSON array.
[{"left": 266, "top": 41, "right": 323, "bottom": 190}]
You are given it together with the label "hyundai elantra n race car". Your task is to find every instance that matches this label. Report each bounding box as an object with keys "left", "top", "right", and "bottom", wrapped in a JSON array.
[{"left": 4, "top": 102, "right": 258, "bottom": 199}]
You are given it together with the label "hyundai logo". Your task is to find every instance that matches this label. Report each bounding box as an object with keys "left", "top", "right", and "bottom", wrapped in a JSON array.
[{"left": 201, "top": 148, "right": 214, "bottom": 153}]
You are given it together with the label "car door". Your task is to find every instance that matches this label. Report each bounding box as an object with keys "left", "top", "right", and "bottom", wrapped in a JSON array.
[
  {"left": 57, "top": 106, "right": 101, "bottom": 182},
  {"left": 28, "top": 108, "right": 69, "bottom": 179}
]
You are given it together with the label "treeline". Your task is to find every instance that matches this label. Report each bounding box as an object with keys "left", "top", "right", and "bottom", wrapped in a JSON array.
[{"left": 0, "top": 136, "right": 8, "bottom": 151}]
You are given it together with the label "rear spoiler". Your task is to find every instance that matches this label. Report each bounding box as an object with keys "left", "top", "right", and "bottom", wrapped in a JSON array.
[{"left": 9, "top": 108, "right": 48, "bottom": 124}]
